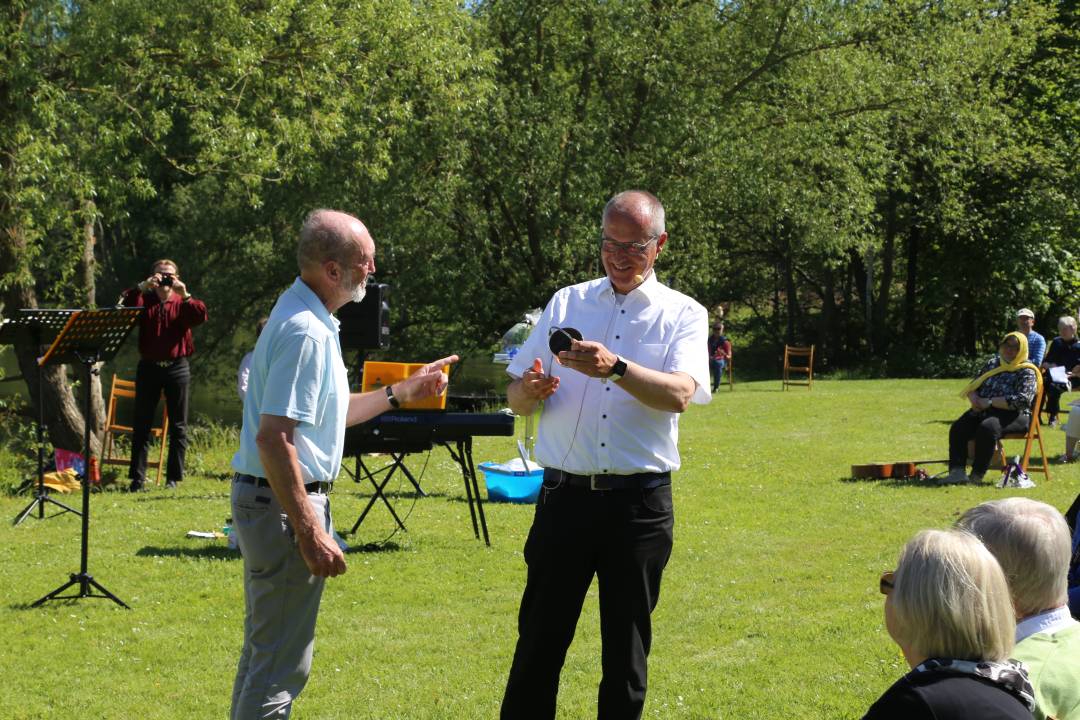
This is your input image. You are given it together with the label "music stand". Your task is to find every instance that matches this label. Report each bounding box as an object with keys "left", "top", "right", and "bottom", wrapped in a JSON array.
[
  {"left": 32, "top": 307, "right": 141, "bottom": 609},
  {"left": 6, "top": 310, "right": 83, "bottom": 525}
]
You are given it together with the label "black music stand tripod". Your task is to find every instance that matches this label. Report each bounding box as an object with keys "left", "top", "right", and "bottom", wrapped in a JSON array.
[
  {"left": 32, "top": 307, "right": 141, "bottom": 609},
  {"left": 6, "top": 310, "right": 83, "bottom": 525}
]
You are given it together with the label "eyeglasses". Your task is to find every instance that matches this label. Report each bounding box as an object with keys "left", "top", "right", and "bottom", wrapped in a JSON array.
[
  {"left": 599, "top": 234, "right": 657, "bottom": 256},
  {"left": 879, "top": 570, "right": 895, "bottom": 595}
]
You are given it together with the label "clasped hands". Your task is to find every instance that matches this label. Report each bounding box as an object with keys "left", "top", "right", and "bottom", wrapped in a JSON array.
[
  {"left": 521, "top": 340, "right": 618, "bottom": 401},
  {"left": 967, "top": 392, "right": 993, "bottom": 411}
]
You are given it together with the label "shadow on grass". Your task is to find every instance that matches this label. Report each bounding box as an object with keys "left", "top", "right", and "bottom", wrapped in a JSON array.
[
  {"left": 342, "top": 540, "right": 405, "bottom": 554},
  {"left": 839, "top": 475, "right": 946, "bottom": 488},
  {"left": 135, "top": 545, "right": 239, "bottom": 560}
]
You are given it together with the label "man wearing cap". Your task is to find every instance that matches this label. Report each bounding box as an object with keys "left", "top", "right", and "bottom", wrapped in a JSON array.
[
  {"left": 500, "top": 191, "right": 711, "bottom": 720},
  {"left": 229, "top": 209, "right": 457, "bottom": 718},
  {"left": 1018, "top": 308, "right": 1047, "bottom": 367}
]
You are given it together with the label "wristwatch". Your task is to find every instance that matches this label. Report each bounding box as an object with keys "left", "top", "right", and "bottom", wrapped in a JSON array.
[
  {"left": 385, "top": 384, "right": 401, "bottom": 409},
  {"left": 609, "top": 356, "right": 628, "bottom": 382}
]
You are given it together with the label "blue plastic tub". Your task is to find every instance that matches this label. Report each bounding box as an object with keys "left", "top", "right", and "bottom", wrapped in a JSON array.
[{"left": 479, "top": 461, "right": 544, "bottom": 503}]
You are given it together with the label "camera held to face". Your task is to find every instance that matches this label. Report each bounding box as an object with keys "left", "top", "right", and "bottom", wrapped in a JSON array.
[{"left": 159, "top": 273, "right": 174, "bottom": 287}]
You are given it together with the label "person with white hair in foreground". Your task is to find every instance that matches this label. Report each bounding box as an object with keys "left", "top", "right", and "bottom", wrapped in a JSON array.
[
  {"left": 863, "top": 529, "right": 1035, "bottom": 720},
  {"left": 958, "top": 498, "right": 1080, "bottom": 720}
]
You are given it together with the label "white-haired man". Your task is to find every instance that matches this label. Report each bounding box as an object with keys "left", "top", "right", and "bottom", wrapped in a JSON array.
[
  {"left": 229, "top": 209, "right": 457, "bottom": 718},
  {"left": 958, "top": 498, "right": 1080, "bottom": 720}
]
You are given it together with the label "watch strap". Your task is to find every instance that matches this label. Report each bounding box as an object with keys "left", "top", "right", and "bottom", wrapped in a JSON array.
[{"left": 385, "top": 384, "right": 401, "bottom": 409}]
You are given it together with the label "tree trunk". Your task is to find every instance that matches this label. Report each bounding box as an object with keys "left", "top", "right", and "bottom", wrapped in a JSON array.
[
  {"left": 0, "top": 227, "right": 102, "bottom": 457},
  {"left": 902, "top": 223, "right": 920, "bottom": 344},
  {"left": 81, "top": 204, "right": 106, "bottom": 439},
  {"left": 874, "top": 192, "right": 897, "bottom": 354}
]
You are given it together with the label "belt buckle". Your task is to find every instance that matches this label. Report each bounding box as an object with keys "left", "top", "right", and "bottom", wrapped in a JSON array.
[{"left": 590, "top": 475, "right": 603, "bottom": 491}]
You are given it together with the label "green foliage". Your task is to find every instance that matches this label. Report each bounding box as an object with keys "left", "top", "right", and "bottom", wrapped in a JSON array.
[{"left": 1, "top": 0, "right": 1076, "bottom": 374}]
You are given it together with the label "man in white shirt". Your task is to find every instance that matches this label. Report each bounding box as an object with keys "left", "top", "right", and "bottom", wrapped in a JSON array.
[
  {"left": 229, "top": 209, "right": 457, "bottom": 719},
  {"left": 500, "top": 191, "right": 711, "bottom": 720}
]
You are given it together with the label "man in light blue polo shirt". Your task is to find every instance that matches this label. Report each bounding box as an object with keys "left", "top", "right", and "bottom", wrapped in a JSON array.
[{"left": 229, "top": 209, "right": 457, "bottom": 719}]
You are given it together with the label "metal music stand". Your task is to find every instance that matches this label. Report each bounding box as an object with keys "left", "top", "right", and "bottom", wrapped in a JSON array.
[
  {"left": 5, "top": 310, "right": 83, "bottom": 525},
  {"left": 31, "top": 307, "right": 141, "bottom": 609}
]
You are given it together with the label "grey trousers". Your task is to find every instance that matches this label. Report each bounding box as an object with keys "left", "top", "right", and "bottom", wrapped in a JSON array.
[{"left": 230, "top": 479, "right": 332, "bottom": 719}]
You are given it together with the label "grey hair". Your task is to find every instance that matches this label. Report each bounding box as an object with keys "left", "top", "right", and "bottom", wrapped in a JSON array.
[
  {"left": 297, "top": 209, "right": 363, "bottom": 270},
  {"left": 957, "top": 498, "right": 1071, "bottom": 616},
  {"left": 892, "top": 529, "right": 1015, "bottom": 662},
  {"left": 1059, "top": 315, "right": 1078, "bottom": 333},
  {"left": 603, "top": 190, "right": 666, "bottom": 239}
]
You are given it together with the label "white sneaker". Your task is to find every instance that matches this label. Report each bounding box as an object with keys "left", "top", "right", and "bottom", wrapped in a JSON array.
[{"left": 939, "top": 467, "right": 970, "bottom": 485}]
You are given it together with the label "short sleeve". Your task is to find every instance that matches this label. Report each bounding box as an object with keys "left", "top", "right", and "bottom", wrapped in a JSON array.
[
  {"left": 259, "top": 332, "right": 325, "bottom": 426},
  {"left": 667, "top": 302, "right": 711, "bottom": 404}
]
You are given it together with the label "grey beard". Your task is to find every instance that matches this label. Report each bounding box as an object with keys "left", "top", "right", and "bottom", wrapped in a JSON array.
[{"left": 344, "top": 280, "right": 366, "bottom": 304}]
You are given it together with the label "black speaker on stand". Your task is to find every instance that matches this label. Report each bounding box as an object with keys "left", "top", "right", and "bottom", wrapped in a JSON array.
[{"left": 337, "top": 281, "right": 390, "bottom": 385}]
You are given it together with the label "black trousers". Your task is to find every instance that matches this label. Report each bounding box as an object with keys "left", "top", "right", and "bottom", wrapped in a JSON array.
[
  {"left": 1044, "top": 376, "right": 1076, "bottom": 417},
  {"left": 130, "top": 357, "right": 190, "bottom": 483},
  {"left": 948, "top": 408, "right": 1030, "bottom": 475},
  {"left": 501, "top": 470, "right": 674, "bottom": 720}
]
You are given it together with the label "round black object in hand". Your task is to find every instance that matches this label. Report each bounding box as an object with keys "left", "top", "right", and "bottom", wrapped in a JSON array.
[
  {"left": 159, "top": 274, "right": 174, "bottom": 287},
  {"left": 548, "top": 326, "right": 583, "bottom": 355}
]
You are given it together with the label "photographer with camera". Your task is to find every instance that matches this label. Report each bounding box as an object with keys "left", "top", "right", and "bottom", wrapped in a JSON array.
[{"left": 120, "top": 259, "right": 208, "bottom": 491}]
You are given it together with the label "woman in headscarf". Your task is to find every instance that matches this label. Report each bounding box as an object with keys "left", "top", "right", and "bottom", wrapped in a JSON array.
[{"left": 942, "top": 332, "right": 1040, "bottom": 485}]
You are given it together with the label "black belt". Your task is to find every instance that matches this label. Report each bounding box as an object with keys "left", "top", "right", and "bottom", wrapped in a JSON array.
[
  {"left": 234, "top": 473, "right": 331, "bottom": 495},
  {"left": 146, "top": 357, "right": 189, "bottom": 368},
  {"left": 552, "top": 469, "right": 670, "bottom": 491}
]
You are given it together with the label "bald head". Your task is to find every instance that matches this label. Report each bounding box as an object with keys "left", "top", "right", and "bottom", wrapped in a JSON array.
[
  {"left": 603, "top": 190, "right": 666, "bottom": 239},
  {"left": 297, "top": 209, "right": 371, "bottom": 271}
]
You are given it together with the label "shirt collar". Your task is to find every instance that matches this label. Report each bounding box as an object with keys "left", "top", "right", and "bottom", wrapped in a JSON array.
[
  {"left": 1016, "top": 606, "right": 1077, "bottom": 643},
  {"left": 601, "top": 270, "right": 662, "bottom": 305},
  {"left": 289, "top": 277, "right": 341, "bottom": 332}
]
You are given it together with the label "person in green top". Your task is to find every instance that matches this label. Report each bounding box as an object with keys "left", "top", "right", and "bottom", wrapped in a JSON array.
[{"left": 958, "top": 498, "right": 1080, "bottom": 720}]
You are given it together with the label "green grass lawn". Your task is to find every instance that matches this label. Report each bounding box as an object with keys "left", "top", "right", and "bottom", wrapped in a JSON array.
[{"left": 1, "top": 378, "right": 1077, "bottom": 719}]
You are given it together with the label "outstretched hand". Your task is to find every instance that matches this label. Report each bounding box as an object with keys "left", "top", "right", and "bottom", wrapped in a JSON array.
[{"left": 398, "top": 355, "right": 459, "bottom": 403}]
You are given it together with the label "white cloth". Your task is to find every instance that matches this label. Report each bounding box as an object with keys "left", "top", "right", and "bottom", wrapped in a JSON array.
[
  {"left": 1016, "top": 606, "right": 1078, "bottom": 644},
  {"left": 507, "top": 273, "right": 710, "bottom": 475},
  {"left": 237, "top": 351, "right": 253, "bottom": 399}
]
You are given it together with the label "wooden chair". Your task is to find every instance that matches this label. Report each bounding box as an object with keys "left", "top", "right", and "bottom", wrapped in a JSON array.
[
  {"left": 782, "top": 345, "right": 814, "bottom": 390},
  {"left": 101, "top": 376, "right": 169, "bottom": 486},
  {"left": 996, "top": 380, "right": 1051, "bottom": 482},
  {"left": 726, "top": 355, "right": 734, "bottom": 390}
]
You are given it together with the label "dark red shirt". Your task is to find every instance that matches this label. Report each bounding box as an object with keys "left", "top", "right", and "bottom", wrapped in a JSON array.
[{"left": 121, "top": 288, "right": 208, "bottom": 361}]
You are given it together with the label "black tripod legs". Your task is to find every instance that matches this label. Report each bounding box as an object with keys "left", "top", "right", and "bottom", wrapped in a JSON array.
[
  {"left": 32, "top": 572, "right": 130, "bottom": 609},
  {"left": 12, "top": 492, "right": 81, "bottom": 526}
]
